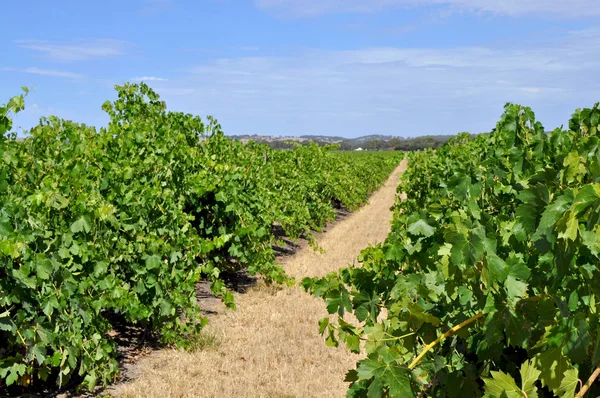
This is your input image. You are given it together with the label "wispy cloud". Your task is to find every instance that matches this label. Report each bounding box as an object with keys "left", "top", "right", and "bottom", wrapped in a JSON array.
[
  {"left": 155, "top": 87, "right": 196, "bottom": 96},
  {"left": 255, "top": 0, "right": 600, "bottom": 18},
  {"left": 16, "top": 39, "right": 128, "bottom": 62},
  {"left": 139, "top": 0, "right": 174, "bottom": 15},
  {"left": 1, "top": 66, "right": 86, "bottom": 80},
  {"left": 153, "top": 28, "right": 600, "bottom": 135},
  {"left": 131, "top": 76, "right": 169, "bottom": 82},
  {"left": 24, "top": 67, "right": 86, "bottom": 79}
]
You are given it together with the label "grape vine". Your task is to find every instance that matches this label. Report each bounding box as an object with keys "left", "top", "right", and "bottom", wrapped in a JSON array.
[
  {"left": 0, "top": 83, "right": 403, "bottom": 392},
  {"left": 304, "top": 102, "right": 600, "bottom": 397}
]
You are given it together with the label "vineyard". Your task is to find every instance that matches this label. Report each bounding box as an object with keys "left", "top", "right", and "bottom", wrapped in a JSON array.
[
  {"left": 0, "top": 83, "right": 403, "bottom": 392},
  {"left": 304, "top": 103, "right": 600, "bottom": 397}
]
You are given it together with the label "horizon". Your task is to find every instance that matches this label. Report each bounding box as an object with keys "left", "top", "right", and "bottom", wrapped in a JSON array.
[
  {"left": 227, "top": 132, "right": 458, "bottom": 139},
  {"left": 2, "top": 0, "right": 599, "bottom": 138}
]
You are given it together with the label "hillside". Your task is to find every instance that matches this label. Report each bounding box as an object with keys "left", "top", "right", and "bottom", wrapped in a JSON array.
[{"left": 228, "top": 133, "right": 456, "bottom": 151}]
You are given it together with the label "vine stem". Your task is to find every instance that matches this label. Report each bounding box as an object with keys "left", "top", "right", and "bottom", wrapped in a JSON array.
[
  {"left": 575, "top": 365, "right": 600, "bottom": 398},
  {"left": 408, "top": 313, "right": 484, "bottom": 370}
]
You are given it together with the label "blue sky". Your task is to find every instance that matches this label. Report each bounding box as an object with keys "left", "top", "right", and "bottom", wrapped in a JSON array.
[{"left": 2, "top": 0, "right": 599, "bottom": 137}]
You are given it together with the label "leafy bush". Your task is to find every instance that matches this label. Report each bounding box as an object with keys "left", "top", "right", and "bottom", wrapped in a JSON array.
[
  {"left": 305, "top": 103, "right": 600, "bottom": 397},
  {"left": 0, "top": 84, "right": 402, "bottom": 391}
]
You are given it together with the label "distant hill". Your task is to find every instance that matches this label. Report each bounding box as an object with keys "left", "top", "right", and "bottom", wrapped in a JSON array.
[
  {"left": 228, "top": 133, "right": 456, "bottom": 151},
  {"left": 11, "top": 131, "right": 455, "bottom": 151},
  {"left": 299, "top": 135, "right": 346, "bottom": 142},
  {"left": 349, "top": 134, "right": 396, "bottom": 143}
]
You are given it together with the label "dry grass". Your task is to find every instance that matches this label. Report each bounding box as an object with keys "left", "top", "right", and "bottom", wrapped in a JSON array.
[{"left": 114, "top": 160, "right": 407, "bottom": 398}]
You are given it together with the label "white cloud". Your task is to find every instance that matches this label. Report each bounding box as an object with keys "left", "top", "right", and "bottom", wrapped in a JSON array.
[
  {"left": 1, "top": 66, "right": 86, "bottom": 79},
  {"left": 131, "top": 76, "right": 169, "bottom": 82},
  {"left": 152, "top": 29, "right": 600, "bottom": 135},
  {"left": 520, "top": 87, "right": 542, "bottom": 94},
  {"left": 255, "top": 0, "right": 600, "bottom": 17},
  {"left": 16, "top": 39, "right": 128, "bottom": 62},
  {"left": 24, "top": 67, "right": 86, "bottom": 79}
]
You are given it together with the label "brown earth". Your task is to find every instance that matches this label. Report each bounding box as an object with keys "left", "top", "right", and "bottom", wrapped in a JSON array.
[{"left": 114, "top": 159, "right": 407, "bottom": 398}]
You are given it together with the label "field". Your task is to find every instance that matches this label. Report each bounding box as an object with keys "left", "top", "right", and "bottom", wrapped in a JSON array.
[
  {"left": 114, "top": 161, "right": 407, "bottom": 398},
  {"left": 0, "top": 84, "right": 403, "bottom": 394},
  {"left": 3, "top": 82, "right": 600, "bottom": 398}
]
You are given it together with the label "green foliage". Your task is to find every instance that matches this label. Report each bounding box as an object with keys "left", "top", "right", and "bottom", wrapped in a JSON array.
[
  {"left": 304, "top": 102, "right": 600, "bottom": 397},
  {"left": 0, "top": 83, "right": 402, "bottom": 391}
]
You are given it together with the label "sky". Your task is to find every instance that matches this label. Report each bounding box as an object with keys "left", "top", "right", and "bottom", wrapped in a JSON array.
[{"left": 1, "top": 0, "right": 599, "bottom": 138}]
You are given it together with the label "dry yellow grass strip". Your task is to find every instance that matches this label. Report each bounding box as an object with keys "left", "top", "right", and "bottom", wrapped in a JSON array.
[{"left": 115, "top": 159, "right": 407, "bottom": 398}]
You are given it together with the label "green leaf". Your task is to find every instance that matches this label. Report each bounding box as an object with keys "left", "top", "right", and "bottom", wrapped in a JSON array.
[
  {"left": 0, "top": 216, "right": 13, "bottom": 235},
  {"left": 483, "top": 370, "right": 521, "bottom": 398},
  {"left": 5, "top": 363, "right": 26, "bottom": 386},
  {"left": 408, "top": 219, "right": 435, "bottom": 238},
  {"left": 532, "top": 346, "right": 573, "bottom": 393},
  {"left": 47, "top": 192, "right": 69, "bottom": 209},
  {"left": 356, "top": 355, "right": 414, "bottom": 398},
  {"left": 505, "top": 275, "right": 528, "bottom": 301},
  {"left": 458, "top": 286, "right": 473, "bottom": 306},
  {"left": 0, "top": 239, "right": 21, "bottom": 258},
  {"left": 581, "top": 230, "right": 600, "bottom": 256},
  {"left": 93, "top": 261, "right": 108, "bottom": 276},
  {"left": 516, "top": 204, "right": 538, "bottom": 234},
  {"left": 533, "top": 196, "right": 572, "bottom": 241},
  {"left": 70, "top": 215, "right": 92, "bottom": 234},
  {"left": 564, "top": 316, "right": 590, "bottom": 363},
  {"left": 564, "top": 151, "right": 584, "bottom": 184},
  {"left": 367, "top": 376, "right": 384, "bottom": 398},
  {"left": 507, "top": 258, "right": 531, "bottom": 281},
  {"left": 345, "top": 333, "right": 360, "bottom": 354},
  {"left": 215, "top": 191, "right": 226, "bottom": 202},
  {"left": 556, "top": 369, "right": 578, "bottom": 398},
  {"left": 35, "top": 257, "right": 54, "bottom": 280},
  {"left": 345, "top": 369, "right": 359, "bottom": 383},
  {"left": 0, "top": 317, "right": 15, "bottom": 332},
  {"left": 486, "top": 254, "right": 509, "bottom": 286},
  {"left": 159, "top": 299, "right": 174, "bottom": 316},
  {"left": 407, "top": 303, "right": 441, "bottom": 329},
  {"left": 32, "top": 344, "right": 47, "bottom": 365},
  {"left": 58, "top": 246, "right": 71, "bottom": 259},
  {"left": 573, "top": 183, "right": 600, "bottom": 215},
  {"left": 557, "top": 211, "right": 578, "bottom": 242},
  {"left": 384, "top": 365, "right": 414, "bottom": 398},
  {"left": 450, "top": 174, "right": 471, "bottom": 200},
  {"left": 12, "top": 268, "right": 36, "bottom": 289},
  {"left": 356, "top": 356, "right": 385, "bottom": 380},
  {"left": 591, "top": 111, "right": 600, "bottom": 126},
  {"left": 504, "top": 308, "right": 530, "bottom": 347},
  {"left": 520, "top": 360, "right": 541, "bottom": 398},
  {"left": 145, "top": 254, "right": 162, "bottom": 270},
  {"left": 325, "top": 288, "right": 352, "bottom": 316},
  {"left": 318, "top": 318, "right": 329, "bottom": 334},
  {"left": 84, "top": 373, "right": 98, "bottom": 391}
]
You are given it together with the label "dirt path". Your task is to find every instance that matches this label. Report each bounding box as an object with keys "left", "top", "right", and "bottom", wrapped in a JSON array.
[{"left": 116, "top": 159, "right": 408, "bottom": 398}]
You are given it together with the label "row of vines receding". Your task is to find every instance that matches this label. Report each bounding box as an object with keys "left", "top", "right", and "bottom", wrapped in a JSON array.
[
  {"left": 0, "top": 83, "right": 403, "bottom": 392},
  {"left": 304, "top": 102, "right": 600, "bottom": 397}
]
